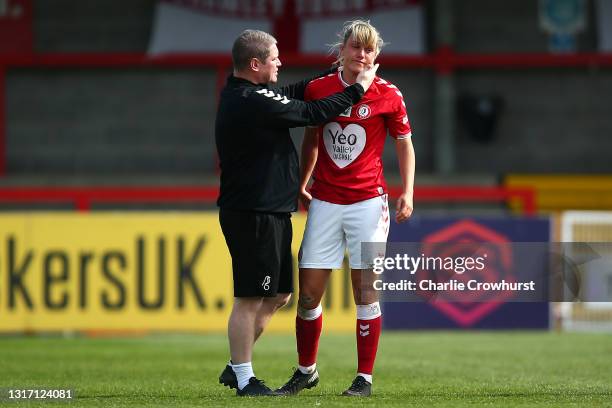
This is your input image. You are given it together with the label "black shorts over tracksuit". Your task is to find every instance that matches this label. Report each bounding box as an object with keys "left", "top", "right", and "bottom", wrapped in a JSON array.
[
  {"left": 219, "top": 209, "right": 293, "bottom": 297},
  {"left": 215, "top": 73, "right": 364, "bottom": 297}
]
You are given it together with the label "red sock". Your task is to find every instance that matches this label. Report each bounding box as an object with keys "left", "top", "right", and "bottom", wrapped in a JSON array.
[
  {"left": 356, "top": 316, "right": 381, "bottom": 375},
  {"left": 296, "top": 314, "right": 322, "bottom": 367}
]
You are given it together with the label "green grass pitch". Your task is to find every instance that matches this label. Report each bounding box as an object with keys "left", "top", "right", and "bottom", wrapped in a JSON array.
[{"left": 1, "top": 331, "right": 611, "bottom": 407}]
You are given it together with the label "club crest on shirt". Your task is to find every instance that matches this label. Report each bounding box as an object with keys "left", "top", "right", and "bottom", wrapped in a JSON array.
[
  {"left": 357, "top": 104, "right": 371, "bottom": 119},
  {"left": 323, "top": 122, "right": 366, "bottom": 168}
]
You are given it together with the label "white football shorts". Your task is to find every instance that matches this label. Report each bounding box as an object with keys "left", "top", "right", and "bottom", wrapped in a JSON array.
[{"left": 299, "top": 194, "right": 390, "bottom": 269}]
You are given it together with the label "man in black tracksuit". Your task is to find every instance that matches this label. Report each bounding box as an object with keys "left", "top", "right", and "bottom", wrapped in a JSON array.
[{"left": 216, "top": 29, "right": 378, "bottom": 396}]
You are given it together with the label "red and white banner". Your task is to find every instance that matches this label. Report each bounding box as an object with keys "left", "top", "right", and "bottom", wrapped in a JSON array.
[
  {"left": 148, "top": 0, "right": 424, "bottom": 55},
  {"left": 0, "top": 0, "right": 32, "bottom": 54},
  {"left": 300, "top": 1, "right": 424, "bottom": 55}
]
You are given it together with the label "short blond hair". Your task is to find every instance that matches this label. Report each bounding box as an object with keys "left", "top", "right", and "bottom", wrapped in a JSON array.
[{"left": 331, "top": 20, "right": 385, "bottom": 66}]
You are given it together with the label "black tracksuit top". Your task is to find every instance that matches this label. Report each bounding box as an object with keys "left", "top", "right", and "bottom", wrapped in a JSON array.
[{"left": 215, "top": 73, "right": 364, "bottom": 213}]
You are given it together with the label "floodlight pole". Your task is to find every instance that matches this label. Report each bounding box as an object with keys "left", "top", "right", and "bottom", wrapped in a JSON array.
[{"left": 433, "top": 0, "right": 456, "bottom": 174}]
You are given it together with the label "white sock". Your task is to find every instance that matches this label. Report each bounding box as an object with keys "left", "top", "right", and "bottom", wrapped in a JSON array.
[
  {"left": 298, "top": 363, "right": 316, "bottom": 374},
  {"left": 357, "top": 372, "right": 372, "bottom": 384},
  {"left": 232, "top": 362, "right": 255, "bottom": 390},
  {"left": 356, "top": 302, "right": 381, "bottom": 320},
  {"left": 297, "top": 304, "right": 322, "bottom": 321}
]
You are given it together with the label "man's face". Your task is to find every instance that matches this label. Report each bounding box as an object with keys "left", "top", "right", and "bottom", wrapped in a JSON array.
[
  {"left": 340, "top": 35, "right": 377, "bottom": 75},
  {"left": 257, "top": 43, "right": 281, "bottom": 84}
]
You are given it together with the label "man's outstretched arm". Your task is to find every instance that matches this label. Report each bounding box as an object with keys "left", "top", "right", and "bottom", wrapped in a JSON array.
[
  {"left": 271, "top": 67, "right": 337, "bottom": 100},
  {"left": 251, "top": 64, "right": 379, "bottom": 128}
]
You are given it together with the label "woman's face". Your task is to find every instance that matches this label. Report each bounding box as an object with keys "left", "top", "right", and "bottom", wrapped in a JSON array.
[{"left": 340, "top": 35, "right": 377, "bottom": 75}]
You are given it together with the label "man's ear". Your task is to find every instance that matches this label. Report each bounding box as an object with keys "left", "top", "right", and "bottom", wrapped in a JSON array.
[{"left": 250, "top": 57, "right": 260, "bottom": 72}]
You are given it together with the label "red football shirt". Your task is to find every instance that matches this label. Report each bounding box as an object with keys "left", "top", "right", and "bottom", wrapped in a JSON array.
[{"left": 304, "top": 71, "right": 412, "bottom": 204}]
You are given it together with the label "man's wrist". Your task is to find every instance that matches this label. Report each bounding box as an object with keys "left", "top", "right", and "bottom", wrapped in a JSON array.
[{"left": 347, "top": 83, "right": 365, "bottom": 102}]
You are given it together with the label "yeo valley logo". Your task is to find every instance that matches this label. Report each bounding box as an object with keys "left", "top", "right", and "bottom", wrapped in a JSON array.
[{"left": 323, "top": 122, "right": 366, "bottom": 168}]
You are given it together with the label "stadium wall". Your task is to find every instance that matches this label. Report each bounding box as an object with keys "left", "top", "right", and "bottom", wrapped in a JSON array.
[
  {"left": 31, "top": 1, "right": 600, "bottom": 54},
  {"left": 6, "top": 69, "right": 219, "bottom": 174},
  {"left": 3, "top": 0, "right": 611, "bottom": 176}
]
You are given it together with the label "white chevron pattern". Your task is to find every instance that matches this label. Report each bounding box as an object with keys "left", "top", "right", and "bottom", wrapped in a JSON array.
[{"left": 256, "top": 89, "right": 290, "bottom": 104}]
